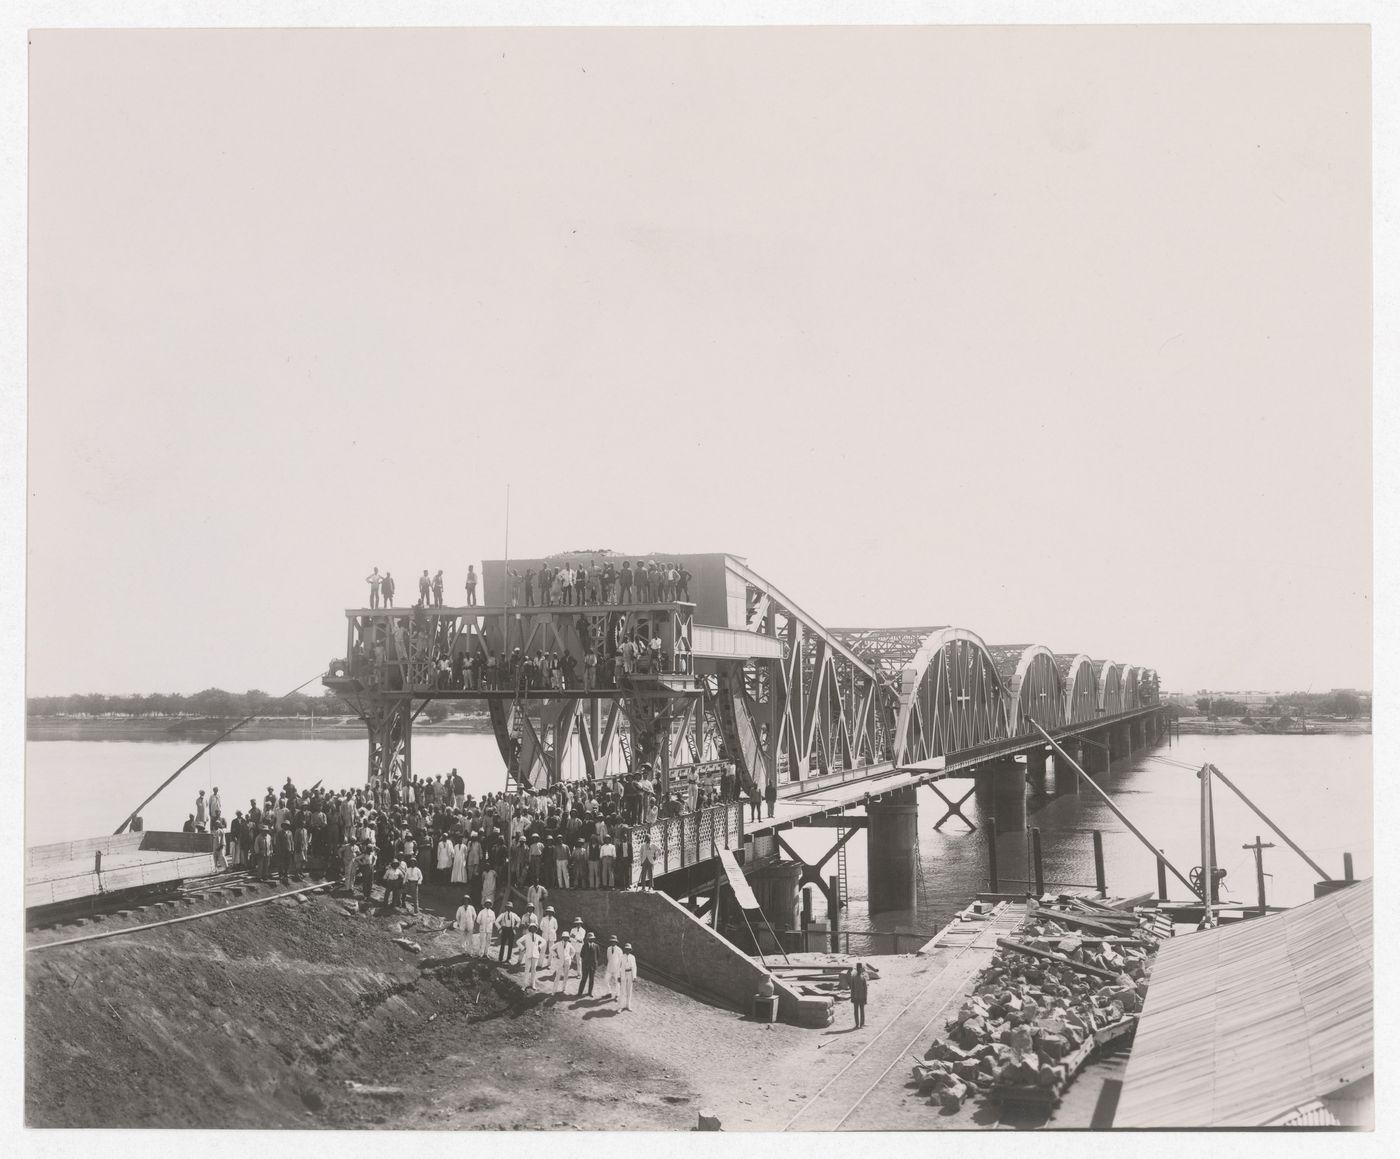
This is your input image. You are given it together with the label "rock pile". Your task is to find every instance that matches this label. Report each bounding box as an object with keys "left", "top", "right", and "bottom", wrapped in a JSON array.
[{"left": 913, "top": 898, "right": 1161, "bottom": 1111}]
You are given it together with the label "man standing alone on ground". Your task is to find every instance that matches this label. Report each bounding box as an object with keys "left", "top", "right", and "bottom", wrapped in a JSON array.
[
  {"left": 619, "top": 943, "right": 637, "bottom": 1011},
  {"left": 578, "top": 932, "right": 600, "bottom": 997},
  {"left": 850, "top": 962, "right": 869, "bottom": 1028}
]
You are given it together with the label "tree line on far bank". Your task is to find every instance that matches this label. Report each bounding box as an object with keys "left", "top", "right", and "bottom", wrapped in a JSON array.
[
  {"left": 1191, "top": 690, "right": 1369, "bottom": 720},
  {"left": 30, "top": 688, "right": 357, "bottom": 720}
]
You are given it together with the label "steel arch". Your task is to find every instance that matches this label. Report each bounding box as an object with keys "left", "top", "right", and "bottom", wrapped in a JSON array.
[
  {"left": 989, "top": 644, "right": 1065, "bottom": 735},
  {"left": 1095, "top": 660, "right": 1126, "bottom": 715},
  {"left": 893, "top": 628, "right": 1011, "bottom": 767},
  {"left": 1055, "top": 653, "right": 1099, "bottom": 723}
]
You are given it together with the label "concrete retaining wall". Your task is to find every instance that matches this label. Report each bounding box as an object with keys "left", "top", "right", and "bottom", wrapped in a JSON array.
[{"left": 549, "top": 888, "right": 803, "bottom": 1022}]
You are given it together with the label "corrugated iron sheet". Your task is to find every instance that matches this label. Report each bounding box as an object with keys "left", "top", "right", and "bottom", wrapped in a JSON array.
[{"left": 1116, "top": 879, "right": 1372, "bottom": 1128}]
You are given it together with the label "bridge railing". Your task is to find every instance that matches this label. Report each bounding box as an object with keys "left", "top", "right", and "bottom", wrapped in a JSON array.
[{"left": 635, "top": 801, "right": 745, "bottom": 878}]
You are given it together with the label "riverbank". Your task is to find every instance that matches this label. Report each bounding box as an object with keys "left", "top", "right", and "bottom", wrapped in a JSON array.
[{"left": 1172, "top": 715, "right": 1369, "bottom": 736}]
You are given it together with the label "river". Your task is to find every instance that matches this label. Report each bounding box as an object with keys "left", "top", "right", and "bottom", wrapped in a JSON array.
[{"left": 26, "top": 730, "right": 1369, "bottom": 934}]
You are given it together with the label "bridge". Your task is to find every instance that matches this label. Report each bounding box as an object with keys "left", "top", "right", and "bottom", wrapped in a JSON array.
[{"left": 323, "top": 550, "right": 1167, "bottom": 918}]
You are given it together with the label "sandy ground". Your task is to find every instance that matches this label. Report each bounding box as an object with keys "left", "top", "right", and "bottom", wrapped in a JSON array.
[{"left": 26, "top": 880, "right": 1123, "bottom": 1131}]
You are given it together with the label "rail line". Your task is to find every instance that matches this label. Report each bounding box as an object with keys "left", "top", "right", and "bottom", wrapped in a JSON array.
[
  {"left": 26, "top": 880, "right": 334, "bottom": 952},
  {"left": 780, "top": 902, "right": 1018, "bottom": 1131}
]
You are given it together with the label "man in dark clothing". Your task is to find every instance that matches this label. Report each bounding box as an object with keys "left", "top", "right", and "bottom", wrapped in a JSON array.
[
  {"left": 578, "top": 932, "right": 601, "bottom": 996},
  {"left": 276, "top": 824, "right": 295, "bottom": 883},
  {"left": 765, "top": 778, "right": 778, "bottom": 819},
  {"left": 850, "top": 962, "right": 869, "bottom": 1028},
  {"left": 382, "top": 572, "right": 396, "bottom": 606}
]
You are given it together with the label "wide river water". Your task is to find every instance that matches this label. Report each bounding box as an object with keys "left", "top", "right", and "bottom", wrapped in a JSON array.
[{"left": 26, "top": 730, "right": 1370, "bottom": 934}]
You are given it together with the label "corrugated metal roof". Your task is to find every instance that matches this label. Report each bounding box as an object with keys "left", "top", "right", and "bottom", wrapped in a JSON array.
[{"left": 1116, "top": 879, "right": 1372, "bottom": 1128}]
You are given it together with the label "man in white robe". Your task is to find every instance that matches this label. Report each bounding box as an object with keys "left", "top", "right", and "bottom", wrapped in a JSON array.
[
  {"left": 527, "top": 881, "right": 549, "bottom": 922},
  {"left": 454, "top": 895, "right": 477, "bottom": 954}
]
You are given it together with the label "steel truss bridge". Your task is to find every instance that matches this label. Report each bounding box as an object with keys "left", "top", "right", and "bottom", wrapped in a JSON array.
[{"left": 324, "top": 552, "right": 1161, "bottom": 803}]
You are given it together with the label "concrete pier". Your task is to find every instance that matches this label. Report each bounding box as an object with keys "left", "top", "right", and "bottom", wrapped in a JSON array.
[
  {"left": 866, "top": 786, "right": 919, "bottom": 915},
  {"left": 989, "top": 758, "right": 1027, "bottom": 834},
  {"left": 1025, "top": 749, "right": 1048, "bottom": 797}
]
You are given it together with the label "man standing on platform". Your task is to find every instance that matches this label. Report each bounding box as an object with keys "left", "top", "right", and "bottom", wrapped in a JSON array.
[
  {"left": 418, "top": 569, "right": 431, "bottom": 604},
  {"left": 765, "top": 777, "right": 778, "bottom": 819},
  {"left": 638, "top": 833, "right": 659, "bottom": 890},
  {"left": 432, "top": 569, "right": 444, "bottom": 607},
  {"left": 366, "top": 567, "right": 383, "bottom": 608},
  {"left": 382, "top": 571, "right": 396, "bottom": 607},
  {"left": 464, "top": 564, "right": 478, "bottom": 606}
]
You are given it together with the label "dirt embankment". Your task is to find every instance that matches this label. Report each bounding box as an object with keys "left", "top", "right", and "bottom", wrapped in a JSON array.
[{"left": 25, "top": 892, "right": 694, "bottom": 1129}]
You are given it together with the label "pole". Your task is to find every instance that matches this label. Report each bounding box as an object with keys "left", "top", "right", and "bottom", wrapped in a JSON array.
[
  {"left": 987, "top": 818, "right": 1000, "bottom": 892},
  {"left": 828, "top": 873, "right": 841, "bottom": 953},
  {"left": 1030, "top": 827, "right": 1044, "bottom": 896},
  {"left": 1204, "top": 763, "right": 1331, "bottom": 882},
  {"left": 1156, "top": 849, "right": 1168, "bottom": 901},
  {"left": 1199, "top": 765, "right": 1215, "bottom": 926},
  {"left": 1344, "top": 852, "right": 1355, "bottom": 882},
  {"left": 1244, "top": 835, "right": 1274, "bottom": 917},
  {"left": 1092, "top": 831, "right": 1106, "bottom": 897},
  {"left": 1025, "top": 720, "right": 1195, "bottom": 895}
]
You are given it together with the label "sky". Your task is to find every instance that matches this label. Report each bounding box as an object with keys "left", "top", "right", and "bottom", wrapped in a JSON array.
[{"left": 25, "top": 24, "right": 1371, "bottom": 697}]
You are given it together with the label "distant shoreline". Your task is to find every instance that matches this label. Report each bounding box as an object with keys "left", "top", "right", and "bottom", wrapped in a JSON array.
[
  {"left": 25, "top": 714, "right": 497, "bottom": 743},
  {"left": 1172, "top": 715, "right": 1370, "bottom": 736}
]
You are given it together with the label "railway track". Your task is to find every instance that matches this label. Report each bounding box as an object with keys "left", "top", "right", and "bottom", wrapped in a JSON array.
[
  {"left": 781, "top": 902, "right": 1024, "bottom": 1132},
  {"left": 24, "top": 869, "right": 329, "bottom": 940}
]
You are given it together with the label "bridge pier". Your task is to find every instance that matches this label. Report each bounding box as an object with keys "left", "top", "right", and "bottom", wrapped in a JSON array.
[
  {"left": 866, "top": 787, "right": 919, "bottom": 916},
  {"left": 982, "top": 758, "right": 1026, "bottom": 835},
  {"left": 1025, "top": 749, "right": 1048, "bottom": 797},
  {"left": 1084, "top": 734, "right": 1111, "bottom": 775},
  {"left": 748, "top": 860, "right": 802, "bottom": 934}
]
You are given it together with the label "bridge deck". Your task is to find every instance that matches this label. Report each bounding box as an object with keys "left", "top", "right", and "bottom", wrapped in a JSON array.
[{"left": 753, "top": 704, "right": 1161, "bottom": 834}]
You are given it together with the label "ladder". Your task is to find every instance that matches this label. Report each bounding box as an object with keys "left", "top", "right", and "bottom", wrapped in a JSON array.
[{"left": 835, "top": 826, "right": 849, "bottom": 908}]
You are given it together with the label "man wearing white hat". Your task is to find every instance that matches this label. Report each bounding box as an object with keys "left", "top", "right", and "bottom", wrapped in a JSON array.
[
  {"left": 475, "top": 896, "right": 497, "bottom": 958},
  {"left": 552, "top": 927, "right": 575, "bottom": 995},
  {"left": 454, "top": 894, "right": 477, "bottom": 954},
  {"left": 519, "top": 922, "right": 545, "bottom": 989},
  {"left": 619, "top": 943, "right": 638, "bottom": 1011},
  {"left": 539, "top": 905, "right": 559, "bottom": 956},
  {"left": 604, "top": 934, "right": 625, "bottom": 1000}
]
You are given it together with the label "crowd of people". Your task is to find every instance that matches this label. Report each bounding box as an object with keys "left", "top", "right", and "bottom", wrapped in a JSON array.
[
  {"left": 362, "top": 559, "right": 692, "bottom": 612},
  {"left": 505, "top": 559, "right": 691, "bottom": 608}
]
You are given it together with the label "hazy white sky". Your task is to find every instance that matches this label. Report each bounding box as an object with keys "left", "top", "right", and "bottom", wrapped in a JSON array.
[{"left": 26, "top": 25, "right": 1371, "bottom": 697}]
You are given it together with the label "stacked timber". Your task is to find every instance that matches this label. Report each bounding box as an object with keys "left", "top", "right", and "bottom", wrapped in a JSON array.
[{"left": 912, "top": 895, "right": 1165, "bottom": 1111}]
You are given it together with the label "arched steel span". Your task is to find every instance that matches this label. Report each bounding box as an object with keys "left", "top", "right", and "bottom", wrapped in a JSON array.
[
  {"left": 987, "top": 644, "right": 1066, "bottom": 735},
  {"left": 1095, "top": 660, "right": 1126, "bottom": 715},
  {"left": 1054, "top": 653, "right": 1099, "bottom": 724},
  {"left": 892, "top": 628, "right": 1010, "bottom": 768}
]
